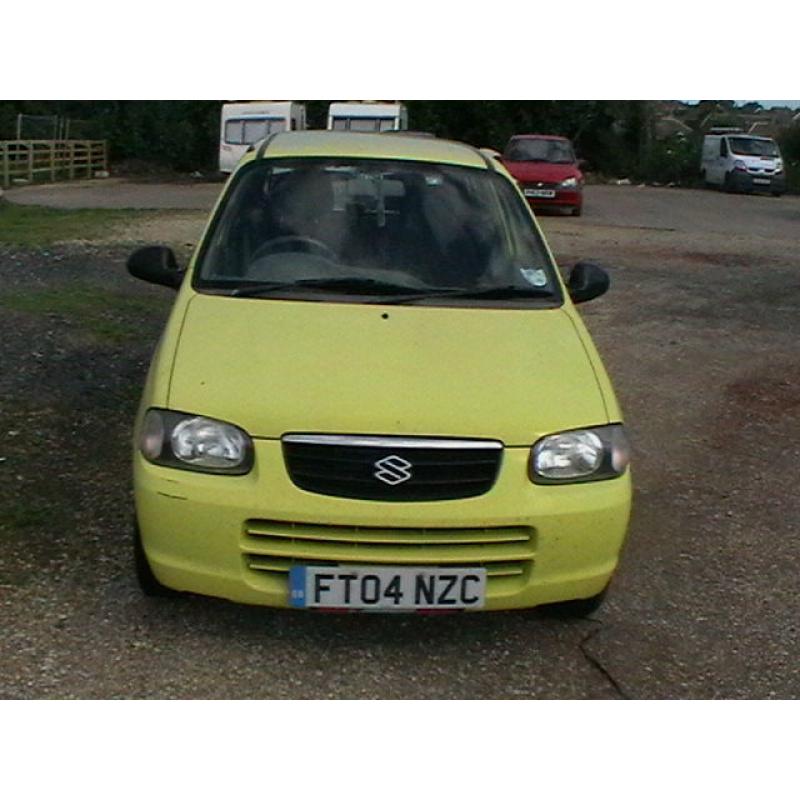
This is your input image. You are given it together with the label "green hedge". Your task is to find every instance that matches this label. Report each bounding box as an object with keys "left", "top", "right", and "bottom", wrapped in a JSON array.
[
  {"left": 635, "top": 136, "right": 703, "bottom": 186},
  {"left": 1, "top": 101, "right": 796, "bottom": 190},
  {"left": 779, "top": 125, "right": 800, "bottom": 193}
]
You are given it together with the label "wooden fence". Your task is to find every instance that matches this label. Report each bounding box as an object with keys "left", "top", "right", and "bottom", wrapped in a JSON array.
[{"left": 0, "top": 140, "right": 108, "bottom": 189}]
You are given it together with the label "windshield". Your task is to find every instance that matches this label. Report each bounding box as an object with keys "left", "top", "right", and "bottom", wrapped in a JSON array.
[
  {"left": 225, "top": 117, "right": 287, "bottom": 145},
  {"left": 331, "top": 117, "right": 397, "bottom": 132},
  {"left": 504, "top": 138, "right": 575, "bottom": 164},
  {"left": 195, "top": 158, "right": 560, "bottom": 306},
  {"left": 728, "top": 137, "right": 780, "bottom": 157}
]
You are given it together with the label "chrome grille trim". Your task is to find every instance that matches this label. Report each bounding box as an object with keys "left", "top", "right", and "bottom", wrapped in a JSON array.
[{"left": 282, "top": 434, "right": 503, "bottom": 450}]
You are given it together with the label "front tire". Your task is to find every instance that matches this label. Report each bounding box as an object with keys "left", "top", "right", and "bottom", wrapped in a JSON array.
[
  {"left": 723, "top": 172, "right": 736, "bottom": 193},
  {"left": 134, "top": 519, "right": 180, "bottom": 597},
  {"left": 571, "top": 205, "right": 583, "bottom": 217}
]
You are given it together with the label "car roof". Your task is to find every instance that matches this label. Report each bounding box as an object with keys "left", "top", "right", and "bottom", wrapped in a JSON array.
[
  {"left": 508, "top": 134, "right": 571, "bottom": 142},
  {"left": 242, "top": 131, "right": 490, "bottom": 170}
]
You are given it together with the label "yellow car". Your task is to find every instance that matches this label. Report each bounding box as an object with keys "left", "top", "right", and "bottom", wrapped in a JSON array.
[{"left": 128, "top": 131, "right": 631, "bottom": 616}]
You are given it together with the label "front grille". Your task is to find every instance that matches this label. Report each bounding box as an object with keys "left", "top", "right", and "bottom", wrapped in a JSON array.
[
  {"left": 242, "top": 518, "right": 535, "bottom": 591},
  {"left": 282, "top": 435, "right": 502, "bottom": 501},
  {"left": 520, "top": 180, "right": 558, "bottom": 190}
]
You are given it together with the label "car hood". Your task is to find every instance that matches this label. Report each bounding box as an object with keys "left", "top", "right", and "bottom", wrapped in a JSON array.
[
  {"left": 503, "top": 160, "right": 581, "bottom": 184},
  {"left": 736, "top": 154, "right": 781, "bottom": 170},
  {"left": 168, "top": 294, "right": 608, "bottom": 446}
]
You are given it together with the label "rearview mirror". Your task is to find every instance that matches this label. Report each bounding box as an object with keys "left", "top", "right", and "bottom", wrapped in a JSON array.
[
  {"left": 567, "top": 262, "right": 609, "bottom": 304},
  {"left": 127, "top": 246, "right": 185, "bottom": 289}
]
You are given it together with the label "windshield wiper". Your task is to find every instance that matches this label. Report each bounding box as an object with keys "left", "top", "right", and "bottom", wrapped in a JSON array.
[
  {"left": 380, "top": 285, "right": 557, "bottom": 305},
  {"left": 231, "top": 277, "right": 430, "bottom": 298},
  {"left": 230, "top": 279, "right": 556, "bottom": 304}
]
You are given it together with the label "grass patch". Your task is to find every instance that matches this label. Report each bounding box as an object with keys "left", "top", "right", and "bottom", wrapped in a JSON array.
[
  {"left": 0, "top": 287, "right": 168, "bottom": 344},
  {"left": 0, "top": 201, "right": 160, "bottom": 247}
]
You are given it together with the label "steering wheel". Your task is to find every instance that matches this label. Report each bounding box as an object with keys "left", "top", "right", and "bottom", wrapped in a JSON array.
[{"left": 251, "top": 235, "right": 337, "bottom": 263}]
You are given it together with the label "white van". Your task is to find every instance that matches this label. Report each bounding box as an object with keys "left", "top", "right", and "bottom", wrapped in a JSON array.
[
  {"left": 701, "top": 131, "right": 786, "bottom": 196},
  {"left": 219, "top": 102, "right": 306, "bottom": 173},
  {"left": 327, "top": 102, "right": 408, "bottom": 132}
]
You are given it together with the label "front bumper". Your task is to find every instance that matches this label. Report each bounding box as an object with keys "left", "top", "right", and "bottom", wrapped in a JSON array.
[
  {"left": 134, "top": 440, "right": 631, "bottom": 612},
  {"left": 522, "top": 187, "right": 583, "bottom": 210},
  {"left": 729, "top": 171, "right": 786, "bottom": 193}
]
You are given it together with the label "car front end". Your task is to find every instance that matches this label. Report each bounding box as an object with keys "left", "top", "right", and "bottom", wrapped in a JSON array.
[
  {"left": 134, "top": 431, "right": 630, "bottom": 612},
  {"left": 501, "top": 135, "right": 584, "bottom": 216},
  {"left": 517, "top": 175, "right": 584, "bottom": 213},
  {"left": 728, "top": 158, "right": 786, "bottom": 194},
  {"left": 133, "top": 296, "right": 631, "bottom": 613}
]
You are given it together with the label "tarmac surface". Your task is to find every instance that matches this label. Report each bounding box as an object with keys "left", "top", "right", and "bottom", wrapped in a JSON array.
[
  {"left": 6, "top": 175, "right": 800, "bottom": 240},
  {"left": 0, "top": 180, "right": 798, "bottom": 698}
]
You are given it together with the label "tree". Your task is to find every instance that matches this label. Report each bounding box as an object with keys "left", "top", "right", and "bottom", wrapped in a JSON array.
[{"left": 0, "top": 99, "right": 654, "bottom": 180}]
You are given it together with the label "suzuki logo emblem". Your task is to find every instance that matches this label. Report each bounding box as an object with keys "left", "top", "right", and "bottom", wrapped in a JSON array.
[{"left": 374, "top": 455, "right": 413, "bottom": 485}]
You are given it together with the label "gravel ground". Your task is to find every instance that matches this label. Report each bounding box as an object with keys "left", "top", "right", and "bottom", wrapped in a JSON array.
[{"left": 1, "top": 185, "right": 798, "bottom": 699}]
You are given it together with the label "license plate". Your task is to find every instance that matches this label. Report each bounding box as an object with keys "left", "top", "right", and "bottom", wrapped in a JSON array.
[
  {"left": 524, "top": 189, "right": 556, "bottom": 198},
  {"left": 752, "top": 178, "right": 770, "bottom": 185},
  {"left": 289, "top": 566, "right": 486, "bottom": 611}
]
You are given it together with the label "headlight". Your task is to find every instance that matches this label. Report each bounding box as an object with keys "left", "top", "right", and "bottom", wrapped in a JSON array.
[
  {"left": 139, "top": 409, "right": 254, "bottom": 474},
  {"left": 559, "top": 176, "right": 579, "bottom": 188},
  {"left": 530, "top": 424, "right": 630, "bottom": 484}
]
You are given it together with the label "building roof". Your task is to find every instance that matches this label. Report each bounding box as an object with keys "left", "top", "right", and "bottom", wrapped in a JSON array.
[{"left": 244, "top": 131, "right": 488, "bottom": 170}]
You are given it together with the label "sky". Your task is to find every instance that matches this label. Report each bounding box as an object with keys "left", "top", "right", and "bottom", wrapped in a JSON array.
[
  {"left": 684, "top": 100, "right": 800, "bottom": 109},
  {"left": 745, "top": 101, "right": 800, "bottom": 109}
]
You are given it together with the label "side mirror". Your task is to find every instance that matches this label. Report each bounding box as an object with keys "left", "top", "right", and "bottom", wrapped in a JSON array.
[
  {"left": 127, "top": 246, "right": 185, "bottom": 289},
  {"left": 567, "top": 261, "right": 610, "bottom": 304}
]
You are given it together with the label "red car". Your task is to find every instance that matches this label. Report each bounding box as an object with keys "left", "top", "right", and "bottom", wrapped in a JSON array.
[{"left": 501, "top": 134, "right": 584, "bottom": 216}]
